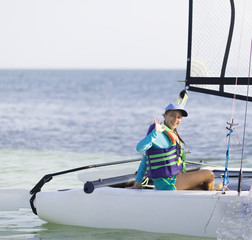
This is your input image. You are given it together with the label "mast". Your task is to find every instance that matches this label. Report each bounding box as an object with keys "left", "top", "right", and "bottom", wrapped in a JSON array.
[{"left": 186, "top": 0, "right": 193, "bottom": 81}]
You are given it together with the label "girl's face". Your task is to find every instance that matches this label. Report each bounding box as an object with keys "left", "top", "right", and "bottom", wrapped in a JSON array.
[{"left": 163, "top": 110, "right": 183, "bottom": 130}]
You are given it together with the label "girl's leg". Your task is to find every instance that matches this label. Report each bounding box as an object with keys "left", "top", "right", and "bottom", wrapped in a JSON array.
[{"left": 175, "top": 170, "right": 215, "bottom": 190}]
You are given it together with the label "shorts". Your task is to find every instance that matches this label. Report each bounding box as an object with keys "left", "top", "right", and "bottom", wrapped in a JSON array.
[{"left": 152, "top": 176, "right": 177, "bottom": 190}]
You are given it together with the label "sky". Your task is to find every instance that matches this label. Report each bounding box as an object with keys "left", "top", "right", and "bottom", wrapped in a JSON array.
[{"left": 0, "top": 0, "right": 188, "bottom": 69}]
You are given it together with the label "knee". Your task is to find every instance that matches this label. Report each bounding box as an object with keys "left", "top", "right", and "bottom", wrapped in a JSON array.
[
  {"left": 199, "top": 169, "right": 214, "bottom": 182},
  {"left": 204, "top": 170, "right": 214, "bottom": 182}
]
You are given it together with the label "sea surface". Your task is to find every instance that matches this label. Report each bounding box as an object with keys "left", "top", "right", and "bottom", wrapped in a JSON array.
[{"left": 0, "top": 69, "right": 252, "bottom": 240}]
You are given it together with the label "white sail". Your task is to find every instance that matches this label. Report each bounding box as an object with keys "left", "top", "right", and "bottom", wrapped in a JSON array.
[{"left": 186, "top": 0, "right": 252, "bottom": 101}]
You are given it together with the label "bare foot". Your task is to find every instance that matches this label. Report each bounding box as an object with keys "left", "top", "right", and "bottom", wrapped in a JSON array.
[{"left": 214, "top": 183, "right": 223, "bottom": 191}]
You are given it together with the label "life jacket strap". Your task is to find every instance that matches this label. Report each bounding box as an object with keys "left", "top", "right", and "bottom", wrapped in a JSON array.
[{"left": 163, "top": 125, "right": 176, "bottom": 143}]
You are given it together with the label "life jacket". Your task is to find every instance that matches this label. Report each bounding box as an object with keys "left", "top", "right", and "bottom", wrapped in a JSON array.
[{"left": 145, "top": 123, "right": 186, "bottom": 179}]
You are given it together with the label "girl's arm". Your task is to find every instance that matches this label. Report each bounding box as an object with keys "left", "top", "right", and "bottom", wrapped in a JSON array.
[
  {"left": 136, "top": 129, "right": 158, "bottom": 152},
  {"left": 135, "top": 155, "right": 147, "bottom": 183},
  {"left": 129, "top": 119, "right": 167, "bottom": 189}
]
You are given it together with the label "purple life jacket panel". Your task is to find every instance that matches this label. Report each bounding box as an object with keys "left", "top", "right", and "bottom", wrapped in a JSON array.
[{"left": 145, "top": 124, "right": 183, "bottom": 178}]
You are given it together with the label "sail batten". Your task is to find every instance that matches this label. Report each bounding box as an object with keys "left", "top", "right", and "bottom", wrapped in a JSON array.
[
  {"left": 186, "top": 0, "right": 252, "bottom": 101},
  {"left": 188, "top": 77, "right": 250, "bottom": 85},
  {"left": 188, "top": 86, "right": 252, "bottom": 102}
]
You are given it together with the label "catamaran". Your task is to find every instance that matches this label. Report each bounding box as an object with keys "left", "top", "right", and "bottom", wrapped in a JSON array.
[{"left": 1, "top": 0, "right": 252, "bottom": 238}]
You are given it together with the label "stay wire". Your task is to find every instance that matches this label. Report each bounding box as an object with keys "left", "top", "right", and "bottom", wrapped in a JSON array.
[
  {"left": 231, "top": 0, "right": 246, "bottom": 120},
  {"left": 224, "top": 0, "right": 247, "bottom": 193},
  {"left": 238, "top": 38, "right": 252, "bottom": 194}
]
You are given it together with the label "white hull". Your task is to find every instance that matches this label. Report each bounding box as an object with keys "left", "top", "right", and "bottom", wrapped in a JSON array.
[{"left": 34, "top": 187, "right": 251, "bottom": 238}]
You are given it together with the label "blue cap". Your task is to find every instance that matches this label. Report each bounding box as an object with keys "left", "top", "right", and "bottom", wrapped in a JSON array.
[{"left": 165, "top": 103, "right": 188, "bottom": 117}]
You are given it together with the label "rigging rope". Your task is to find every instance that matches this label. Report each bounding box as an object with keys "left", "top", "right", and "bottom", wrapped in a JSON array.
[
  {"left": 223, "top": 0, "right": 247, "bottom": 193},
  {"left": 238, "top": 38, "right": 252, "bottom": 194},
  {"left": 231, "top": 0, "right": 246, "bottom": 120},
  {"left": 223, "top": 121, "right": 237, "bottom": 192}
]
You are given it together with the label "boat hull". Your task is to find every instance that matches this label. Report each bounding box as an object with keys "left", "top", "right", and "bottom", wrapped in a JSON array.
[{"left": 34, "top": 187, "right": 251, "bottom": 238}]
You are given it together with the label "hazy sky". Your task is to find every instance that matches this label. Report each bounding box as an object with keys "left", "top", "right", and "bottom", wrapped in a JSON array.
[{"left": 0, "top": 0, "right": 188, "bottom": 69}]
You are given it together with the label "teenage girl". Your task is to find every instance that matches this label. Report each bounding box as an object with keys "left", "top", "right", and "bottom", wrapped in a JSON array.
[{"left": 129, "top": 103, "right": 222, "bottom": 191}]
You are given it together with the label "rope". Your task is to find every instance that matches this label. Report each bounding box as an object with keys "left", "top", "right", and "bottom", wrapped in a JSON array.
[
  {"left": 231, "top": 0, "right": 246, "bottom": 120},
  {"left": 238, "top": 38, "right": 252, "bottom": 194},
  {"left": 222, "top": 126, "right": 233, "bottom": 192},
  {"left": 223, "top": 0, "right": 247, "bottom": 193}
]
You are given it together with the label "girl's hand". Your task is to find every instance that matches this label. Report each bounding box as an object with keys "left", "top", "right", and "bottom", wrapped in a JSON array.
[
  {"left": 126, "top": 182, "right": 142, "bottom": 189},
  {"left": 154, "top": 118, "right": 165, "bottom": 133}
]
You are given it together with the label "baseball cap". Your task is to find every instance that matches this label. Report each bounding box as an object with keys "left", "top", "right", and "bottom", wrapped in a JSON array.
[{"left": 164, "top": 103, "right": 188, "bottom": 117}]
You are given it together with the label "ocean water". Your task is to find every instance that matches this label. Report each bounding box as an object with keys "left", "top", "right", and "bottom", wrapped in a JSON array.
[{"left": 0, "top": 69, "right": 252, "bottom": 240}]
